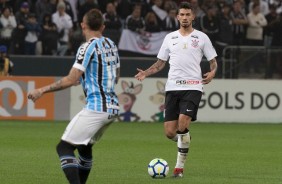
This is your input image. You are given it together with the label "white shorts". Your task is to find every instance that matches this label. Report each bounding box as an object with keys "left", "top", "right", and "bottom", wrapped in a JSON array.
[{"left": 61, "top": 108, "right": 114, "bottom": 145}]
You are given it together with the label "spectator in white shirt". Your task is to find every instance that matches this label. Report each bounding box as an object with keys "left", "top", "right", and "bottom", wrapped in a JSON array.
[
  {"left": 52, "top": 1, "right": 73, "bottom": 56},
  {"left": 0, "top": 7, "right": 17, "bottom": 52},
  {"left": 246, "top": 3, "right": 267, "bottom": 73}
]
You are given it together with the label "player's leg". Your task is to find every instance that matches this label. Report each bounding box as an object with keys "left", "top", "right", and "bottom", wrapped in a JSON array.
[
  {"left": 163, "top": 91, "right": 179, "bottom": 142},
  {"left": 76, "top": 144, "right": 93, "bottom": 184},
  {"left": 56, "top": 140, "right": 80, "bottom": 184},
  {"left": 75, "top": 120, "right": 113, "bottom": 184},
  {"left": 173, "top": 114, "right": 191, "bottom": 177},
  {"left": 164, "top": 120, "right": 178, "bottom": 141},
  {"left": 173, "top": 90, "right": 202, "bottom": 177}
]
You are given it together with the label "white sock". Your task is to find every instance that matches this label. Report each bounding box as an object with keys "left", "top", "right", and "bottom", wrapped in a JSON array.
[{"left": 175, "top": 131, "right": 190, "bottom": 169}]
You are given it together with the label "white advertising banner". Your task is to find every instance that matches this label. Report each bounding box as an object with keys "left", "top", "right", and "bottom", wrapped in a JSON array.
[
  {"left": 118, "top": 29, "right": 168, "bottom": 55},
  {"left": 70, "top": 78, "right": 282, "bottom": 123}
]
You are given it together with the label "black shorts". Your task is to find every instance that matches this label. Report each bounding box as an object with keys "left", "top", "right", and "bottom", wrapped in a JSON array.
[{"left": 164, "top": 90, "right": 202, "bottom": 122}]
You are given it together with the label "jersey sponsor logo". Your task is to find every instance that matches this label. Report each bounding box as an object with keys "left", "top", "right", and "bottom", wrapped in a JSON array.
[
  {"left": 191, "top": 35, "right": 198, "bottom": 39},
  {"left": 96, "top": 47, "right": 118, "bottom": 55},
  {"left": 191, "top": 39, "right": 199, "bottom": 48},
  {"left": 171, "top": 36, "right": 178, "bottom": 39},
  {"left": 186, "top": 109, "right": 193, "bottom": 112},
  {"left": 173, "top": 43, "right": 178, "bottom": 46},
  {"left": 176, "top": 80, "right": 200, "bottom": 85}
]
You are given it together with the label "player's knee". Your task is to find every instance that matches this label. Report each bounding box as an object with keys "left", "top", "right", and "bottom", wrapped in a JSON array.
[
  {"left": 56, "top": 140, "right": 76, "bottom": 156},
  {"left": 165, "top": 131, "right": 177, "bottom": 140},
  {"left": 77, "top": 144, "right": 93, "bottom": 158}
]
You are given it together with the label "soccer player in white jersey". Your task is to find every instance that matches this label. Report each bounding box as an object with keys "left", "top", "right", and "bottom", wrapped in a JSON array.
[
  {"left": 135, "top": 2, "right": 217, "bottom": 178},
  {"left": 28, "top": 9, "right": 120, "bottom": 184}
]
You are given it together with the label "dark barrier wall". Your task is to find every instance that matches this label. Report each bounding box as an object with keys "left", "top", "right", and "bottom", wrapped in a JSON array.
[{"left": 10, "top": 55, "right": 170, "bottom": 78}]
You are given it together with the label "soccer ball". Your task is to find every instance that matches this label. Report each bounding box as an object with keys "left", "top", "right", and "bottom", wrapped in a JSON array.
[{"left": 148, "top": 158, "right": 169, "bottom": 178}]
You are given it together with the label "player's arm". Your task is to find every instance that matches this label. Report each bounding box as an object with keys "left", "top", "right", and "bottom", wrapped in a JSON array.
[
  {"left": 27, "top": 67, "right": 83, "bottom": 102},
  {"left": 135, "top": 59, "right": 166, "bottom": 81},
  {"left": 116, "top": 67, "right": 120, "bottom": 84},
  {"left": 202, "top": 58, "right": 217, "bottom": 84}
]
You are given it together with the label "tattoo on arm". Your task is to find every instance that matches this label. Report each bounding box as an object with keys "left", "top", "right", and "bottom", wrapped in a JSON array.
[
  {"left": 210, "top": 58, "right": 217, "bottom": 73},
  {"left": 41, "top": 68, "right": 82, "bottom": 94},
  {"left": 145, "top": 59, "right": 166, "bottom": 76}
]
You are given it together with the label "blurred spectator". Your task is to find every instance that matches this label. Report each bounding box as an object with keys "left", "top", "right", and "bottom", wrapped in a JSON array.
[
  {"left": 35, "top": 0, "right": 55, "bottom": 24},
  {"left": 40, "top": 13, "right": 58, "bottom": 55},
  {"left": 0, "top": 0, "right": 13, "bottom": 11},
  {"left": 163, "top": 0, "right": 178, "bottom": 13},
  {"left": 246, "top": 3, "right": 267, "bottom": 73},
  {"left": 200, "top": 5, "right": 220, "bottom": 45},
  {"left": 264, "top": 4, "right": 278, "bottom": 47},
  {"left": 11, "top": 2, "right": 30, "bottom": 54},
  {"left": 52, "top": 1, "right": 73, "bottom": 56},
  {"left": 59, "top": 0, "right": 75, "bottom": 24},
  {"left": 144, "top": 11, "right": 161, "bottom": 32},
  {"left": 162, "top": 8, "right": 179, "bottom": 31},
  {"left": 149, "top": 0, "right": 167, "bottom": 25},
  {"left": 230, "top": 0, "right": 248, "bottom": 45},
  {"left": 103, "top": 2, "right": 122, "bottom": 43},
  {"left": 125, "top": 4, "right": 146, "bottom": 34},
  {"left": 68, "top": 0, "right": 79, "bottom": 24},
  {"left": 24, "top": 13, "right": 41, "bottom": 55},
  {"left": 265, "top": 13, "right": 282, "bottom": 78},
  {"left": 248, "top": 0, "right": 269, "bottom": 15},
  {"left": 13, "top": 0, "right": 34, "bottom": 14},
  {"left": 0, "top": 7, "right": 17, "bottom": 53},
  {"left": 0, "top": 45, "right": 13, "bottom": 76},
  {"left": 217, "top": 4, "right": 233, "bottom": 46},
  {"left": 78, "top": 0, "right": 99, "bottom": 23},
  {"left": 116, "top": 0, "right": 132, "bottom": 24},
  {"left": 189, "top": 0, "right": 205, "bottom": 30},
  {"left": 246, "top": 3, "right": 267, "bottom": 46},
  {"left": 103, "top": 2, "right": 122, "bottom": 30},
  {"left": 270, "top": 0, "right": 282, "bottom": 14}
]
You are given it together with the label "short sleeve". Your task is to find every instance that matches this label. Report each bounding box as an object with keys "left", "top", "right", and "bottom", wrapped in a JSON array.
[
  {"left": 157, "top": 35, "right": 170, "bottom": 61},
  {"left": 203, "top": 34, "right": 217, "bottom": 61}
]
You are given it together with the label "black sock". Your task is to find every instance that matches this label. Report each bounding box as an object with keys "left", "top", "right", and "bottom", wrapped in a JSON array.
[
  {"left": 77, "top": 144, "right": 93, "bottom": 184},
  {"left": 56, "top": 140, "right": 80, "bottom": 184}
]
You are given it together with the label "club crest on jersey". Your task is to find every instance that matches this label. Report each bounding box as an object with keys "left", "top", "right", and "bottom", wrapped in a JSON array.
[{"left": 191, "top": 39, "right": 199, "bottom": 48}]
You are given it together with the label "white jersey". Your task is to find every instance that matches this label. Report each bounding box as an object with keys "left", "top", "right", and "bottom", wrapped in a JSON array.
[{"left": 157, "top": 29, "right": 217, "bottom": 92}]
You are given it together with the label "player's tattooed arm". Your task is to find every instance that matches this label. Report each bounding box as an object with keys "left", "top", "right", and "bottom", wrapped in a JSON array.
[
  {"left": 135, "top": 59, "right": 166, "bottom": 81},
  {"left": 42, "top": 68, "right": 83, "bottom": 93},
  {"left": 28, "top": 67, "right": 83, "bottom": 102},
  {"left": 145, "top": 59, "right": 166, "bottom": 76},
  {"left": 210, "top": 58, "right": 217, "bottom": 75},
  {"left": 202, "top": 58, "right": 218, "bottom": 84}
]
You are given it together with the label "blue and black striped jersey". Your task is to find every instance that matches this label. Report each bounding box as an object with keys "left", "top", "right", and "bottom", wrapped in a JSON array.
[{"left": 73, "top": 36, "right": 120, "bottom": 115}]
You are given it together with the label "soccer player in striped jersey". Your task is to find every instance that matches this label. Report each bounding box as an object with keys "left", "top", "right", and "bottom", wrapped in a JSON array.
[
  {"left": 135, "top": 2, "right": 218, "bottom": 178},
  {"left": 28, "top": 9, "right": 120, "bottom": 184}
]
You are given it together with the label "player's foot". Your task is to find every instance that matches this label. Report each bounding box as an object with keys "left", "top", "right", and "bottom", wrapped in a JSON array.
[{"left": 173, "top": 168, "right": 184, "bottom": 178}]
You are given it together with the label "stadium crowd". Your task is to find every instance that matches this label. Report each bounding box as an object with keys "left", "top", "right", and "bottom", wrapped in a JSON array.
[{"left": 0, "top": 0, "right": 281, "bottom": 77}]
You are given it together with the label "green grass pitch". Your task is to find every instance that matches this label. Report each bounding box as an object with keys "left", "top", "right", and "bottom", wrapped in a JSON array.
[{"left": 0, "top": 121, "right": 282, "bottom": 184}]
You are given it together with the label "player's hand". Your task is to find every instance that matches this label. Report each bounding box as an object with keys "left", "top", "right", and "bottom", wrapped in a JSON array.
[
  {"left": 73, "top": 80, "right": 80, "bottom": 86},
  {"left": 27, "top": 89, "right": 43, "bottom": 102},
  {"left": 202, "top": 71, "right": 215, "bottom": 84},
  {"left": 135, "top": 68, "right": 146, "bottom": 81}
]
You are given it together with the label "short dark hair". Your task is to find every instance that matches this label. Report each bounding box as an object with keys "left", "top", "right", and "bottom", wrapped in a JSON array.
[
  {"left": 84, "top": 9, "right": 104, "bottom": 31},
  {"left": 178, "top": 2, "right": 194, "bottom": 14}
]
